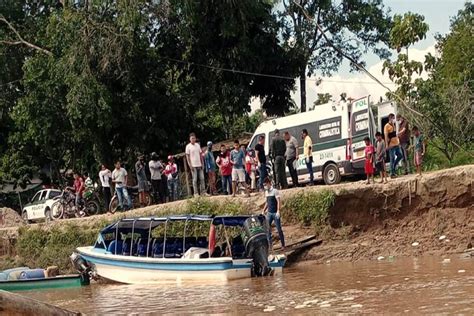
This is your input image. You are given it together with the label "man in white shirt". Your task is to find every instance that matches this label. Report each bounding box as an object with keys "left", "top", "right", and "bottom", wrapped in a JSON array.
[
  {"left": 149, "top": 152, "right": 164, "bottom": 203},
  {"left": 185, "top": 132, "right": 205, "bottom": 197},
  {"left": 99, "top": 164, "right": 112, "bottom": 212},
  {"left": 111, "top": 161, "right": 132, "bottom": 211}
]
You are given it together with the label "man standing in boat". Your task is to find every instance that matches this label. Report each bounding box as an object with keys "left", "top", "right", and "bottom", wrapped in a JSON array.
[{"left": 262, "top": 177, "right": 285, "bottom": 250}]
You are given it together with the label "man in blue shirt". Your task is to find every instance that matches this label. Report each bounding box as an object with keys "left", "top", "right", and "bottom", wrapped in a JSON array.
[
  {"left": 263, "top": 177, "right": 285, "bottom": 250},
  {"left": 230, "top": 140, "right": 250, "bottom": 197}
]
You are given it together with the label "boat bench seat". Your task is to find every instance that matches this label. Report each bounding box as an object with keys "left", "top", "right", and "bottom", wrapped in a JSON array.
[
  {"left": 149, "top": 237, "right": 209, "bottom": 258},
  {"left": 107, "top": 240, "right": 123, "bottom": 254},
  {"left": 122, "top": 238, "right": 138, "bottom": 256}
]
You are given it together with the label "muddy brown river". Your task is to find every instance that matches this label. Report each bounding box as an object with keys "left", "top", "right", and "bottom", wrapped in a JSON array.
[{"left": 27, "top": 255, "right": 473, "bottom": 314}]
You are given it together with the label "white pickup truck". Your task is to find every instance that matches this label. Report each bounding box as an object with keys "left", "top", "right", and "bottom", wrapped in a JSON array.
[{"left": 22, "top": 189, "right": 62, "bottom": 223}]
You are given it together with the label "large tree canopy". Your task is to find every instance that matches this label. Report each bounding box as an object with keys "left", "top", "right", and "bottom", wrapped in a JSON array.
[
  {"left": 0, "top": 0, "right": 297, "bottom": 185},
  {"left": 279, "top": 0, "right": 392, "bottom": 112}
]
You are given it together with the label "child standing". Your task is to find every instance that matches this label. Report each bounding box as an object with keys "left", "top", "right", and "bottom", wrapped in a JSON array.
[
  {"left": 375, "top": 132, "right": 388, "bottom": 183},
  {"left": 245, "top": 149, "right": 258, "bottom": 191},
  {"left": 364, "top": 137, "right": 375, "bottom": 184},
  {"left": 412, "top": 126, "right": 426, "bottom": 176}
]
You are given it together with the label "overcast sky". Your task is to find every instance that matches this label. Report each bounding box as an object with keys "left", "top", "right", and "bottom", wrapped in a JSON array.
[{"left": 252, "top": 0, "right": 468, "bottom": 111}]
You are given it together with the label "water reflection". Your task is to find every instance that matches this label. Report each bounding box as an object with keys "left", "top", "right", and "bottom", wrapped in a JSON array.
[{"left": 28, "top": 256, "right": 473, "bottom": 314}]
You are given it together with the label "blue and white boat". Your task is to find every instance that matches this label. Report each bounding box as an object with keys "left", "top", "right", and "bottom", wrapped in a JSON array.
[{"left": 72, "top": 215, "right": 286, "bottom": 284}]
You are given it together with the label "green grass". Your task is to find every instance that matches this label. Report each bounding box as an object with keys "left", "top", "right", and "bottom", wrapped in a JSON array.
[{"left": 282, "top": 190, "right": 335, "bottom": 227}]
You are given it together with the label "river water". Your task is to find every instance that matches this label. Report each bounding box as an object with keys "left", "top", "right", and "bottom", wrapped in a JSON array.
[{"left": 28, "top": 255, "right": 473, "bottom": 314}]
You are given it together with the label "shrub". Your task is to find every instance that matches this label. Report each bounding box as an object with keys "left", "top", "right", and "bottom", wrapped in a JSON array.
[{"left": 283, "top": 190, "right": 335, "bottom": 227}]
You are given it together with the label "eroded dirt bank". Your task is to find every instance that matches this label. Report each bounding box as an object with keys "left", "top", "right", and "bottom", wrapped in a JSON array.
[{"left": 286, "top": 165, "right": 474, "bottom": 263}]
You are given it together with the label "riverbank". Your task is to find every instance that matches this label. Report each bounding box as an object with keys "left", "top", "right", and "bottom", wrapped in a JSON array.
[{"left": 1, "top": 165, "right": 472, "bottom": 271}]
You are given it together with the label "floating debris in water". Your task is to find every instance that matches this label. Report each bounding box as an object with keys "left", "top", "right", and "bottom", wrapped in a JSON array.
[
  {"left": 303, "top": 299, "right": 319, "bottom": 305},
  {"left": 243, "top": 288, "right": 249, "bottom": 291},
  {"left": 411, "top": 242, "right": 420, "bottom": 247},
  {"left": 404, "top": 278, "right": 410, "bottom": 281},
  {"left": 351, "top": 304, "right": 363, "bottom": 308},
  {"left": 458, "top": 270, "right": 466, "bottom": 273},
  {"left": 377, "top": 256, "right": 385, "bottom": 260},
  {"left": 319, "top": 303, "right": 331, "bottom": 308},
  {"left": 342, "top": 297, "right": 355, "bottom": 301},
  {"left": 442, "top": 258, "right": 451, "bottom": 263},
  {"left": 439, "top": 235, "right": 446, "bottom": 241},
  {"left": 295, "top": 304, "right": 307, "bottom": 309},
  {"left": 263, "top": 306, "right": 276, "bottom": 312}
]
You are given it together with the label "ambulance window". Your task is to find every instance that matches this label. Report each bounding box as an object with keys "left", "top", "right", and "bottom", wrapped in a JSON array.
[{"left": 248, "top": 133, "right": 264, "bottom": 150}]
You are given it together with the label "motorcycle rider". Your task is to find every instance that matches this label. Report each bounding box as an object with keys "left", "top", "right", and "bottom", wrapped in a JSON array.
[{"left": 71, "top": 171, "right": 85, "bottom": 216}]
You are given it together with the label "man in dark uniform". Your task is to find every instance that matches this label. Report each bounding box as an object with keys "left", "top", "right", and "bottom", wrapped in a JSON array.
[{"left": 270, "top": 129, "right": 288, "bottom": 189}]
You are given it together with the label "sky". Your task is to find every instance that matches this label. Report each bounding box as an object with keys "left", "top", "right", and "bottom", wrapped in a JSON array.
[{"left": 252, "top": 0, "right": 468, "bottom": 111}]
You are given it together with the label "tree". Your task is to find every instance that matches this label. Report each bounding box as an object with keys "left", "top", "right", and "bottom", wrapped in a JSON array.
[
  {"left": 279, "top": 0, "right": 392, "bottom": 112},
  {"left": 312, "top": 93, "right": 332, "bottom": 108},
  {"left": 382, "top": 12, "right": 429, "bottom": 103},
  {"left": 383, "top": 4, "right": 473, "bottom": 162},
  {"left": 0, "top": 0, "right": 300, "bottom": 186}
]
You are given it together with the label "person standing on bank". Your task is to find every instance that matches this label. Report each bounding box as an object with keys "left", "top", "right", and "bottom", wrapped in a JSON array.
[
  {"left": 204, "top": 141, "right": 217, "bottom": 195},
  {"left": 135, "top": 154, "right": 148, "bottom": 207},
  {"left": 262, "top": 177, "right": 285, "bottom": 250},
  {"left": 397, "top": 114, "right": 411, "bottom": 175},
  {"left": 270, "top": 129, "right": 288, "bottom": 189},
  {"left": 186, "top": 133, "right": 206, "bottom": 197},
  {"left": 164, "top": 155, "right": 179, "bottom": 201},
  {"left": 149, "top": 152, "right": 164, "bottom": 203},
  {"left": 216, "top": 145, "right": 232, "bottom": 195},
  {"left": 99, "top": 164, "right": 112, "bottom": 212},
  {"left": 301, "top": 129, "right": 314, "bottom": 185},
  {"left": 284, "top": 131, "right": 299, "bottom": 187},
  {"left": 112, "top": 161, "right": 132, "bottom": 211},
  {"left": 230, "top": 140, "right": 250, "bottom": 197},
  {"left": 384, "top": 113, "right": 403, "bottom": 178},
  {"left": 254, "top": 135, "right": 267, "bottom": 191}
]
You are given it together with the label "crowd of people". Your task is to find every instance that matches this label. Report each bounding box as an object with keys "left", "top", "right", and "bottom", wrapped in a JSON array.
[
  {"left": 63, "top": 115, "right": 424, "bottom": 248},
  {"left": 364, "top": 113, "right": 426, "bottom": 184}
]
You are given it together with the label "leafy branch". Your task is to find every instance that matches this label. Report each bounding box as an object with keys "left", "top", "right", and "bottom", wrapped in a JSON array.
[{"left": 0, "top": 15, "right": 52, "bottom": 56}]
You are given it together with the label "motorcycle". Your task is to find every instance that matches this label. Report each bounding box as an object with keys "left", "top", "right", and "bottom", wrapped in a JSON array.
[
  {"left": 51, "top": 188, "right": 100, "bottom": 219},
  {"left": 109, "top": 185, "right": 152, "bottom": 213}
]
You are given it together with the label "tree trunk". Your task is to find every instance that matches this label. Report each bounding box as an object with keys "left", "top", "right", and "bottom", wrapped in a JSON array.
[{"left": 300, "top": 68, "right": 306, "bottom": 113}]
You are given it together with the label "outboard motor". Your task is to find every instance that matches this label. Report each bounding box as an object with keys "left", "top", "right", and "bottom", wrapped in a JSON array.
[
  {"left": 70, "top": 252, "right": 94, "bottom": 281},
  {"left": 241, "top": 216, "right": 272, "bottom": 277}
]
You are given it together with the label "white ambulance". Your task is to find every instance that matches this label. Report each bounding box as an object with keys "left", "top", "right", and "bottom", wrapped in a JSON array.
[{"left": 247, "top": 96, "right": 376, "bottom": 185}]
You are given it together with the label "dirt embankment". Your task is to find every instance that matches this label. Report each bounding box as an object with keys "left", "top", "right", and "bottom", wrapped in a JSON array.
[{"left": 289, "top": 165, "right": 474, "bottom": 263}]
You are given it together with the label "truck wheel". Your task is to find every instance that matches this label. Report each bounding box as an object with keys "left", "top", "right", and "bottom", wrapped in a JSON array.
[
  {"left": 323, "top": 163, "right": 341, "bottom": 185},
  {"left": 22, "top": 211, "right": 32, "bottom": 224}
]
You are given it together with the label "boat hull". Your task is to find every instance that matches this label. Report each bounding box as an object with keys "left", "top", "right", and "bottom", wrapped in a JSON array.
[
  {"left": 0, "top": 275, "right": 89, "bottom": 292},
  {"left": 76, "top": 246, "right": 285, "bottom": 284}
]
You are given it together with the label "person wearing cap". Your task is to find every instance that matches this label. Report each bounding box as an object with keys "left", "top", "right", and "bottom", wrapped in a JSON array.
[
  {"left": 270, "top": 129, "right": 288, "bottom": 189},
  {"left": 164, "top": 155, "right": 179, "bottom": 201},
  {"left": 204, "top": 141, "right": 217, "bottom": 195},
  {"left": 149, "top": 152, "right": 165, "bottom": 203},
  {"left": 135, "top": 154, "right": 148, "bottom": 207}
]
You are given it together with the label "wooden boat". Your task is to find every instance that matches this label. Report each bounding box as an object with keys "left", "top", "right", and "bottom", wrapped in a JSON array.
[
  {"left": 0, "top": 267, "right": 89, "bottom": 292},
  {"left": 72, "top": 215, "right": 286, "bottom": 284}
]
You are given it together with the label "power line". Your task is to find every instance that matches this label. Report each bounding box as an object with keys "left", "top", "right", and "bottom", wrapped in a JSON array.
[{"left": 158, "top": 56, "right": 395, "bottom": 85}]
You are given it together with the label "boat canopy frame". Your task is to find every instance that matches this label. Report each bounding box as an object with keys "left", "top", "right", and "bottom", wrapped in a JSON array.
[{"left": 96, "top": 214, "right": 265, "bottom": 257}]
